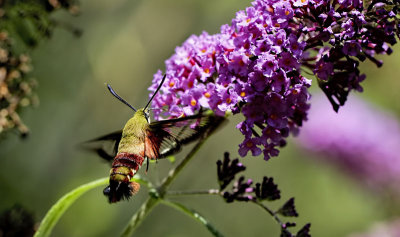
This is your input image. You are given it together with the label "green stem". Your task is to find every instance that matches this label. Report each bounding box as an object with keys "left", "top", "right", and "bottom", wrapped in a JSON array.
[
  {"left": 167, "top": 191, "right": 285, "bottom": 228},
  {"left": 160, "top": 199, "right": 224, "bottom": 237},
  {"left": 120, "top": 196, "right": 160, "bottom": 237},
  {"left": 158, "top": 135, "right": 210, "bottom": 195},
  {"left": 34, "top": 177, "right": 109, "bottom": 237},
  {"left": 166, "top": 189, "right": 221, "bottom": 196},
  {"left": 252, "top": 201, "right": 284, "bottom": 227}
]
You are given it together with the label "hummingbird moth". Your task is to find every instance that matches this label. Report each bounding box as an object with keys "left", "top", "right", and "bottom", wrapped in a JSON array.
[{"left": 83, "top": 75, "right": 225, "bottom": 203}]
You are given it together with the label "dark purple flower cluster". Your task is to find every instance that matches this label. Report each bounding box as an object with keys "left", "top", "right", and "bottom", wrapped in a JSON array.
[
  {"left": 150, "top": 0, "right": 312, "bottom": 161},
  {"left": 149, "top": 0, "right": 400, "bottom": 160},
  {"left": 277, "top": 197, "right": 298, "bottom": 217},
  {"left": 217, "top": 152, "right": 254, "bottom": 202},
  {"left": 216, "top": 152, "right": 310, "bottom": 236},
  {"left": 298, "top": 0, "right": 400, "bottom": 111},
  {"left": 217, "top": 152, "right": 282, "bottom": 202}
]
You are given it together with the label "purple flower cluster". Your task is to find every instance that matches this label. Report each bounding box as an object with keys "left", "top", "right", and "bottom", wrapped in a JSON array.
[
  {"left": 149, "top": 0, "right": 400, "bottom": 160},
  {"left": 297, "top": 94, "right": 400, "bottom": 197},
  {"left": 150, "top": 0, "right": 311, "bottom": 160}
]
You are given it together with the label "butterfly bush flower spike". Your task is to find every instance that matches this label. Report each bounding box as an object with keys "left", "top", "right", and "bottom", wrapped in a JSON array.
[
  {"left": 149, "top": 0, "right": 400, "bottom": 161},
  {"left": 149, "top": 0, "right": 311, "bottom": 161}
]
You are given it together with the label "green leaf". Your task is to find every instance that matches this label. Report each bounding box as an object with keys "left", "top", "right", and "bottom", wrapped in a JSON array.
[
  {"left": 35, "top": 175, "right": 147, "bottom": 237},
  {"left": 161, "top": 200, "right": 224, "bottom": 237},
  {"left": 34, "top": 177, "right": 109, "bottom": 237}
]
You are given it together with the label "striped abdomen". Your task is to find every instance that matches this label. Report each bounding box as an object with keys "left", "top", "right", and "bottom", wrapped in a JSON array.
[{"left": 103, "top": 152, "right": 144, "bottom": 203}]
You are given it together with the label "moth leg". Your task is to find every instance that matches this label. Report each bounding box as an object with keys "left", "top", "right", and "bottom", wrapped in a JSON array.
[
  {"left": 146, "top": 157, "right": 149, "bottom": 173},
  {"left": 95, "top": 148, "right": 115, "bottom": 162}
]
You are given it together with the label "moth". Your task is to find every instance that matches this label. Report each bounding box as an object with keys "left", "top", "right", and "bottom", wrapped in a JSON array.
[{"left": 83, "top": 75, "right": 225, "bottom": 203}]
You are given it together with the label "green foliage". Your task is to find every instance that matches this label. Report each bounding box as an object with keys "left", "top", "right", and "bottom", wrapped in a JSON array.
[{"left": 34, "top": 177, "right": 109, "bottom": 237}]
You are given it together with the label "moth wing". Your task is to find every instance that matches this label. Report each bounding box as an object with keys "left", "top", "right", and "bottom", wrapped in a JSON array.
[
  {"left": 144, "top": 129, "right": 165, "bottom": 159},
  {"left": 145, "top": 113, "right": 225, "bottom": 159},
  {"left": 80, "top": 130, "right": 123, "bottom": 162}
]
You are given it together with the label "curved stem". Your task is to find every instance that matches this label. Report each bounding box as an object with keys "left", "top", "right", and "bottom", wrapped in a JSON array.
[
  {"left": 158, "top": 135, "right": 210, "bottom": 196},
  {"left": 160, "top": 199, "right": 224, "bottom": 237},
  {"left": 166, "top": 190, "right": 286, "bottom": 228},
  {"left": 166, "top": 189, "right": 221, "bottom": 196},
  {"left": 167, "top": 190, "right": 286, "bottom": 228},
  {"left": 252, "top": 201, "right": 284, "bottom": 227}
]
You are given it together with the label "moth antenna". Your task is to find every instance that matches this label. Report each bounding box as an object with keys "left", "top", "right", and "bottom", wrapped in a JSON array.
[
  {"left": 144, "top": 74, "right": 167, "bottom": 110},
  {"left": 107, "top": 84, "right": 137, "bottom": 112}
]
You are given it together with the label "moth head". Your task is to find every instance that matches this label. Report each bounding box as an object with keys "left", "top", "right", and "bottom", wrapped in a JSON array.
[{"left": 144, "top": 108, "right": 151, "bottom": 123}]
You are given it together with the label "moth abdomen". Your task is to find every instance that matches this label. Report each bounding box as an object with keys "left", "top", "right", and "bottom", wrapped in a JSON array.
[
  {"left": 112, "top": 153, "right": 144, "bottom": 170},
  {"left": 103, "top": 180, "right": 140, "bottom": 203},
  {"left": 105, "top": 153, "right": 144, "bottom": 203}
]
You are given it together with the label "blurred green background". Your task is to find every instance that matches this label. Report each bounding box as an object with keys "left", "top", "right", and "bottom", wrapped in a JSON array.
[{"left": 1, "top": 0, "right": 400, "bottom": 236}]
